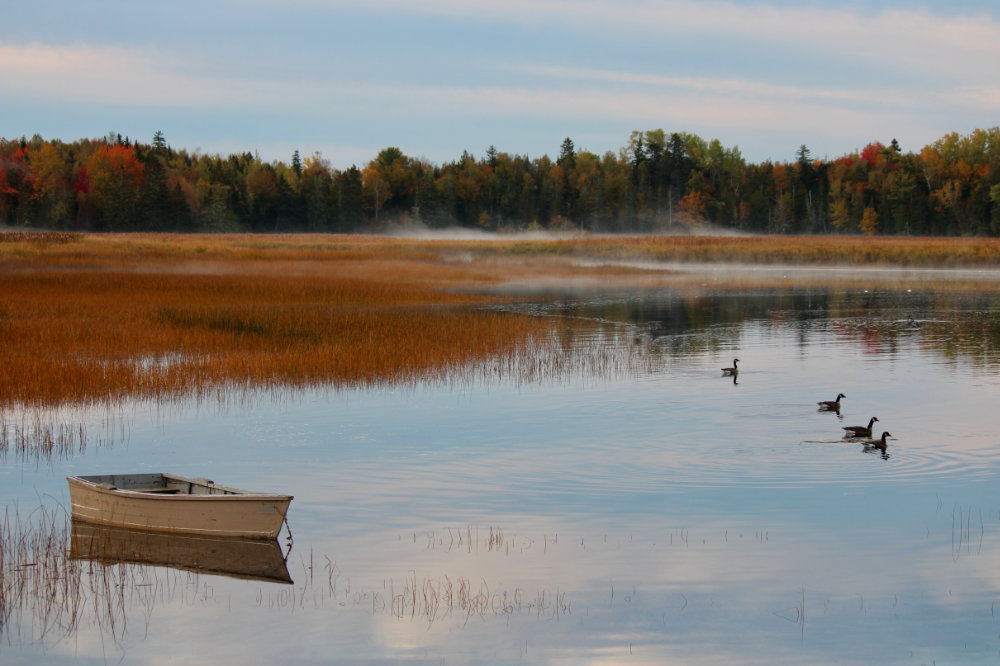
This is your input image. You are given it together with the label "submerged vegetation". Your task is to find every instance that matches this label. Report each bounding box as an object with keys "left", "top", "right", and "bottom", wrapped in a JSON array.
[{"left": 2, "top": 127, "right": 1000, "bottom": 235}]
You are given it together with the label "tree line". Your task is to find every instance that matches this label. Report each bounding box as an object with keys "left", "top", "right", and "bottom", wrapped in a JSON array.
[{"left": 1, "top": 128, "right": 998, "bottom": 235}]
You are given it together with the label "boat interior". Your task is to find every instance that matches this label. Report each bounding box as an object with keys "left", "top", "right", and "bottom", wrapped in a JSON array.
[{"left": 75, "top": 473, "right": 241, "bottom": 495}]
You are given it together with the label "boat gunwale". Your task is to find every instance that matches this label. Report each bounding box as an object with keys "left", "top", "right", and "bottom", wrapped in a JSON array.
[{"left": 67, "top": 474, "right": 293, "bottom": 502}]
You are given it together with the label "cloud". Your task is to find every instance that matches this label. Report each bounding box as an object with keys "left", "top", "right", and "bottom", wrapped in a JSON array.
[
  {"left": 0, "top": 39, "right": 942, "bottom": 121},
  {"left": 295, "top": 0, "right": 1000, "bottom": 83},
  {"left": 0, "top": 38, "right": 950, "bottom": 162},
  {"left": 0, "top": 42, "right": 235, "bottom": 107},
  {"left": 3, "top": 0, "right": 998, "bottom": 164}
]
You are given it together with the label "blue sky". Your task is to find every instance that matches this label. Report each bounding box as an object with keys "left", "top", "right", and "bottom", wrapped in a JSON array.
[{"left": 3, "top": 1, "right": 999, "bottom": 168}]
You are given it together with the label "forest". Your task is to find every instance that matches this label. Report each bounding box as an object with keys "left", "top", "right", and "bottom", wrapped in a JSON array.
[{"left": 1, "top": 128, "right": 999, "bottom": 236}]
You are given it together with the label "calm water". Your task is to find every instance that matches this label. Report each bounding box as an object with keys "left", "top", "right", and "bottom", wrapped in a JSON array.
[{"left": 3, "top": 274, "right": 1000, "bottom": 664}]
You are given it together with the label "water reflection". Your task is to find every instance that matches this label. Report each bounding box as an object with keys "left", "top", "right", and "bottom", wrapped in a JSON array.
[
  {"left": 4, "top": 280, "right": 1000, "bottom": 663},
  {"left": 70, "top": 520, "right": 293, "bottom": 584},
  {"left": 0, "top": 508, "right": 292, "bottom": 658},
  {"left": 511, "top": 287, "right": 1000, "bottom": 370}
]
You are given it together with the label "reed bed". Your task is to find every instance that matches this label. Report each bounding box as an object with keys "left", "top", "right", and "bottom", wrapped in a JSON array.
[
  {"left": 4, "top": 232, "right": 1000, "bottom": 411},
  {"left": 0, "top": 251, "right": 557, "bottom": 408},
  {"left": 485, "top": 234, "right": 1000, "bottom": 268},
  {"left": 7, "top": 231, "right": 1000, "bottom": 269}
]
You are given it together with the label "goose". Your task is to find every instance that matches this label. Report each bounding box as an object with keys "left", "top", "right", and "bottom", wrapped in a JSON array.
[
  {"left": 862, "top": 431, "right": 892, "bottom": 450},
  {"left": 843, "top": 416, "right": 878, "bottom": 437},
  {"left": 817, "top": 393, "right": 845, "bottom": 410},
  {"left": 862, "top": 431, "right": 892, "bottom": 459},
  {"left": 722, "top": 358, "right": 739, "bottom": 375}
]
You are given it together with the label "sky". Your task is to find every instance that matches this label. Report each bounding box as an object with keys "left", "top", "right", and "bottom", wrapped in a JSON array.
[{"left": 3, "top": 0, "right": 1000, "bottom": 169}]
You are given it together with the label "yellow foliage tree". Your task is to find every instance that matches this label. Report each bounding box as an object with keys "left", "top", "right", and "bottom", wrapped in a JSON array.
[
  {"left": 829, "top": 198, "right": 850, "bottom": 231},
  {"left": 859, "top": 206, "right": 879, "bottom": 235}
]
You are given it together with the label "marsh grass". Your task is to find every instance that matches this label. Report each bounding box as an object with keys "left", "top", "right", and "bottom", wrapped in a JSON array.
[
  {"left": 0, "top": 249, "right": 555, "bottom": 408},
  {"left": 0, "top": 415, "right": 88, "bottom": 462},
  {"left": 483, "top": 234, "right": 1000, "bottom": 268},
  {"left": 280, "top": 555, "right": 570, "bottom": 629},
  {"left": 0, "top": 408, "right": 129, "bottom": 463},
  {"left": 4, "top": 232, "right": 1000, "bottom": 413},
  {"left": 0, "top": 505, "right": 99, "bottom": 648}
]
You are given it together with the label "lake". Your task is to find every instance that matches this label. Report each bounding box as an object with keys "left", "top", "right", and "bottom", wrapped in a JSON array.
[{"left": 3, "top": 267, "right": 1000, "bottom": 664}]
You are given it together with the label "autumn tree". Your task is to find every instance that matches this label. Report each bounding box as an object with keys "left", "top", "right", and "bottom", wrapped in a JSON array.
[
  {"left": 79, "top": 143, "right": 145, "bottom": 230},
  {"left": 3, "top": 126, "right": 1000, "bottom": 235},
  {"left": 859, "top": 206, "right": 879, "bottom": 235},
  {"left": 27, "top": 142, "right": 74, "bottom": 227},
  {"left": 245, "top": 163, "right": 281, "bottom": 231},
  {"left": 0, "top": 141, "right": 29, "bottom": 225},
  {"left": 300, "top": 152, "right": 333, "bottom": 231}
]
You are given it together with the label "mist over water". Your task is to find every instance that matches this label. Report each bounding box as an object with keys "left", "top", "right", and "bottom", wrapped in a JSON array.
[
  {"left": 3, "top": 276, "right": 1000, "bottom": 664},
  {"left": 380, "top": 216, "right": 751, "bottom": 241}
]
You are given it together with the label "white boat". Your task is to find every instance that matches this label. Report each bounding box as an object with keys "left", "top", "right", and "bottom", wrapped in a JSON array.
[{"left": 67, "top": 473, "right": 292, "bottom": 539}]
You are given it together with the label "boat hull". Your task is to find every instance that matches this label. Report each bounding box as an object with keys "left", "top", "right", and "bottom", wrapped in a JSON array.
[{"left": 68, "top": 473, "right": 292, "bottom": 539}]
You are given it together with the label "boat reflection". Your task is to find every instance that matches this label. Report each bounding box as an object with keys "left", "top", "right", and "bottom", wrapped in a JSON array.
[{"left": 70, "top": 519, "right": 293, "bottom": 584}]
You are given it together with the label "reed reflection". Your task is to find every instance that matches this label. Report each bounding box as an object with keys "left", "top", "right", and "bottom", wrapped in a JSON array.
[{"left": 0, "top": 507, "right": 293, "bottom": 655}]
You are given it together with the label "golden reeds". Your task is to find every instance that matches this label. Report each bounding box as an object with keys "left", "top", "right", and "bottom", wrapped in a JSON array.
[
  {"left": 0, "top": 237, "right": 557, "bottom": 408},
  {"left": 7, "top": 231, "right": 1000, "bottom": 269},
  {"left": 4, "top": 232, "right": 1000, "bottom": 410},
  {"left": 485, "top": 234, "right": 1000, "bottom": 267}
]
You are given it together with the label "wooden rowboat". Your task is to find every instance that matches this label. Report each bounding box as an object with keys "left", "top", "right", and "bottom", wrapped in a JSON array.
[{"left": 67, "top": 473, "right": 292, "bottom": 539}]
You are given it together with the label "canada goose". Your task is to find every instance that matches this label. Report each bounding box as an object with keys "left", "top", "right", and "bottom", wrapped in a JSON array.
[
  {"left": 722, "top": 359, "right": 739, "bottom": 375},
  {"left": 817, "top": 393, "right": 845, "bottom": 410},
  {"left": 861, "top": 431, "right": 891, "bottom": 459},
  {"left": 843, "top": 416, "right": 878, "bottom": 437},
  {"left": 863, "top": 431, "right": 891, "bottom": 445}
]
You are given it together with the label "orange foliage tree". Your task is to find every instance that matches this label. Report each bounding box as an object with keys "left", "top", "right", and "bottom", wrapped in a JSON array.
[{"left": 78, "top": 144, "right": 145, "bottom": 230}]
